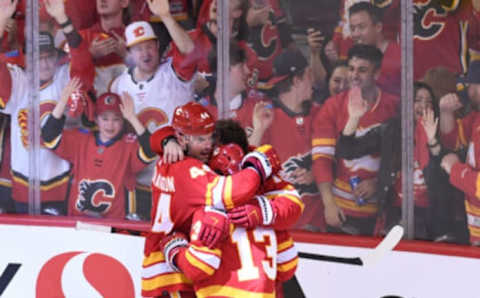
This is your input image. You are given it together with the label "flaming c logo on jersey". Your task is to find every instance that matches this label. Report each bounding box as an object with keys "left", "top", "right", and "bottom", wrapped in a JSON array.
[
  {"left": 133, "top": 26, "right": 145, "bottom": 38},
  {"left": 76, "top": 179, "right": 115, "bottom": 215},
  {"left": 36, "top": 252, "right": 135, "bottom": 298},
  {"left": 17, "top": 109, "right": 29, "bottom": 149}
]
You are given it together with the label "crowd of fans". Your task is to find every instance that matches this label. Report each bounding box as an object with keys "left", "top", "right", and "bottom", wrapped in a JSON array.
[{"left": 0, "top": 0, "right": 479, "bottom": 246}]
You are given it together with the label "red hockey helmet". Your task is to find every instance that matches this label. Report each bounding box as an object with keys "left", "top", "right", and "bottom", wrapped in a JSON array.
[
  {"left": 172, "top": 102, "right": 215, "bottom": 135},
  {"left": 209, "top": 143, "right": 245, "bottom": 175}
]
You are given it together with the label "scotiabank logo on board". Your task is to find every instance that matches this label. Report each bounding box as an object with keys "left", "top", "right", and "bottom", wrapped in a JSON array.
[{"left": 36, "top": 252, "right": 135, "bottom": 298}]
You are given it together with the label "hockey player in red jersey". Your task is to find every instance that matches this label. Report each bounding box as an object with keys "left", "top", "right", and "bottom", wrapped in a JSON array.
[
  {"left": 151, "top": 119, "right": 302, "bottom": 298},
  {"left": 142, "top": 102, "right": 281, "bottom": 297},
  {"left": 42, "top": 81, "right": 156, "bottom": 219},
  {"left": 312, "top": 44, "right": 398, "bottom": 235}
]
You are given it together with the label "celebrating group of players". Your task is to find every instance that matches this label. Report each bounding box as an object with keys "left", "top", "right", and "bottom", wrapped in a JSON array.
[{"left": 1, "top": 0, "right": 480, "bottom": 295}]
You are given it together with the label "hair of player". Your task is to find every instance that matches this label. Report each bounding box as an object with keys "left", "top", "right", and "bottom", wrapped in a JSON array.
[
  {"left": 348, "top": 1, "right": 383, "bottom": 24},
  {"left": 214, "top": 119, "right": 249, "bottom": 154},
  {"left": 208, "top": 41, "right": 247, "bottom": 73},
  {"left": 347, "top": 44, "right": 383, "bottom": 70}
]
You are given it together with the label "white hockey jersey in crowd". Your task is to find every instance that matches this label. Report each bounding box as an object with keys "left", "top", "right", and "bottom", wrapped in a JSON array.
[
  {"left": 110, "top": 57, "right": 193, "bottom": 186},
  {"left": 2, "top": 64, "right": 75, "bottom": 200}
]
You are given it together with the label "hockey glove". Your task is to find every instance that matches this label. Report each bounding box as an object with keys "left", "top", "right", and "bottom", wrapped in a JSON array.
[
  {"left": 159, "top": 232, "right": 188, "bottom": 272},
  {"left": 241, "top": 144, "right": 281, "bottom": 182},
  {"left": 198, "top": 206, "right": 229, "bottom": 249},
  {"left": 228, "top": 195, "right": 275, "bottom": 228}
]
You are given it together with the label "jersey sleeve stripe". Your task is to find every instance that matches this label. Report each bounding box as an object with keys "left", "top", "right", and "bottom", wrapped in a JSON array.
[
  {"left": 43, "top": 134, "right": 62, "bottom": 150},
  {"left": 277, "top": 258, "right": 298, "bottom": 273},
  {"left": 127, "top": 189, "right": 136, "bottom": 214},
  {"left": 205, "top": 177, "right": 219, "bottom": 206},
  {"left": 265, "top": 192, "right": 304, "bottom": 212},
  {"left": 212, "top": 176, "right": 226, "bottom": 210},
  {"left": 188, "top": 246, "right": 221, "bottom": 269},
  {"left": 312, "top": 138, "right": 336, "bottom": 146},
  {"left": 190, "top": 244, "right": 222, "bottom": 257},
  {"left": 142, "top": 261, "right": 176, "bottom": 278},
  {"left": 223, "top": 176, "right": 234, "bottom": 209},
  {"left": 185, "top": 250, "right": 216, "bottom": 276},
  {"left": 466, "top": 201, "right": 480, "bottom": 214},
  {"left": 277, "top": 238, "right": 294, "bottom": 252},
  {"left": 457, "top": 119, "right": 467, "bottom": 147},
  {"left": 142, "top": 272, "right": 192, "bottom": 291},
  {"left": 312, "top": 146, "right": 335, "bottom": 156},
  {"left": 138, "top": 146, "right": 157, "bottom": 164},
  {"left": 277, "top": 246, "right": 298, "bottom": 264},
  {"left": 143, "top": 251, "right": 166, "bottom": 266},
  {"left": 476, "top": 174, "right": 480, "bottom": 199}
]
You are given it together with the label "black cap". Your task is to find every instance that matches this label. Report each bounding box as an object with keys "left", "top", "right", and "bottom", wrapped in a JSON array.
[
  {"left": 459, "top": 60, "right": 480, "bottom": 84},
  {"left": 39, "top": 31, "right": 56, "bottom": 53},
  {"left": 267, "top": 49, "right": 308, "bottom": 86}
]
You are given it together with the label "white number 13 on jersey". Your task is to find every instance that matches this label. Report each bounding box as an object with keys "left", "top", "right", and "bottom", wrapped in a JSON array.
[{"left": 232, "top": 227, "right": 277, "bottom": 281}]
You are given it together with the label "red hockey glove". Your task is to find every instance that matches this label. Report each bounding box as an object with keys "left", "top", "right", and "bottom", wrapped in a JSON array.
[
  {"left": 198, "top": 206, "right": 229, "bottom": 249},
  {"left": 228, "top": 195, "right": 275, "bottom": 228},
  {"left": 159, "top": 232, "right": 188, "bottom": 271},
  {"left": 241, "top": 145, "right": 281, "bottom": 182}
]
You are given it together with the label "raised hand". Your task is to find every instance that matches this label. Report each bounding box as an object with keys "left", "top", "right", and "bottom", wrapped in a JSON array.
[
  {"left": 307, "top": 28, "right": 324, "bottom": 55},
  {"left": 60, "top": 77, "right": 82, "bottom": 104},
  {"left": 422, "top": 107, "right": 438, "bottom": 144},
  {"left": 252, "top": 101, "right": 274, "bottom": 133},
  {"left": 119, "top": 92, "right": 136, "bottom": 122},
  {"left": 44, "top": 0, "right": 68, "bottom": 24},
  {"left": 0, "top": 0, "right": 18, "bottom": 22},
  {"left": 147, "top": 0, "right": 171, "bottom": 19},
  {"left": 348, "top": 87, "right": 369, "bottom": 119},
  {"left": 324, "top": 40, "right": 338, "bottom": 63},
  {"left": 439, "top": 93, "right": 462, "bottom": 113},
  {"left": 247, "top": 5, "right": 270, "bottom": 27}
]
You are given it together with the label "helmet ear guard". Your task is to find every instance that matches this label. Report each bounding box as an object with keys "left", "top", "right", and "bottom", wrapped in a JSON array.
[
  {"left": 172, "top": 102, "right": 216, "bottom": 136},
  {"left": 209, "top": 143, "right": 245, "bottom": 175}
]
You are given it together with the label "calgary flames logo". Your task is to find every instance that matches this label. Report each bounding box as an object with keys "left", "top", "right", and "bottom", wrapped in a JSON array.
[
  {"left": 76, "top": 179, "right": 115, "bottom": 215},
  {"left": 17, "top": 101, "right": 57, "bottom": 148},
  {"left": 413, "top": 0, "right": 447, "bottom": 41}
]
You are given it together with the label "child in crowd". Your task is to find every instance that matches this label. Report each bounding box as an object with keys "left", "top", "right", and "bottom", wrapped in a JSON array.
[{"left": 41, "top": 78, "right": 156, "bottom": 219}]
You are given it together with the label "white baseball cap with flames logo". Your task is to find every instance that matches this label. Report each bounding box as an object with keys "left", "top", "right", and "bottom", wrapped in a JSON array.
[{"left": 125, "top": 21, "right": 157, "bottom": 48}]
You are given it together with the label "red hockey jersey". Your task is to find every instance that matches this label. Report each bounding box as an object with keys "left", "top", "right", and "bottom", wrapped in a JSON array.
[
  {"left": 413, "top": 0, "right": 471, "bottom": 79},
  {"left": 142, "top": 157, "right": 262, "bottom": 296},
  {"left": 43, "top": 125, "right": 155, "bottom": 219},
  {"left": 312, "top": 89, "right": 398, "bottom": 218},
  {"left": 447, "top": 112, "right": 480, "bottom": 244},
  {"left": 174, "top": 175, "right": 302, "bottom": 297},
  {"left": 244, "top": 101, "right": 325, "bottom": 229}
]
